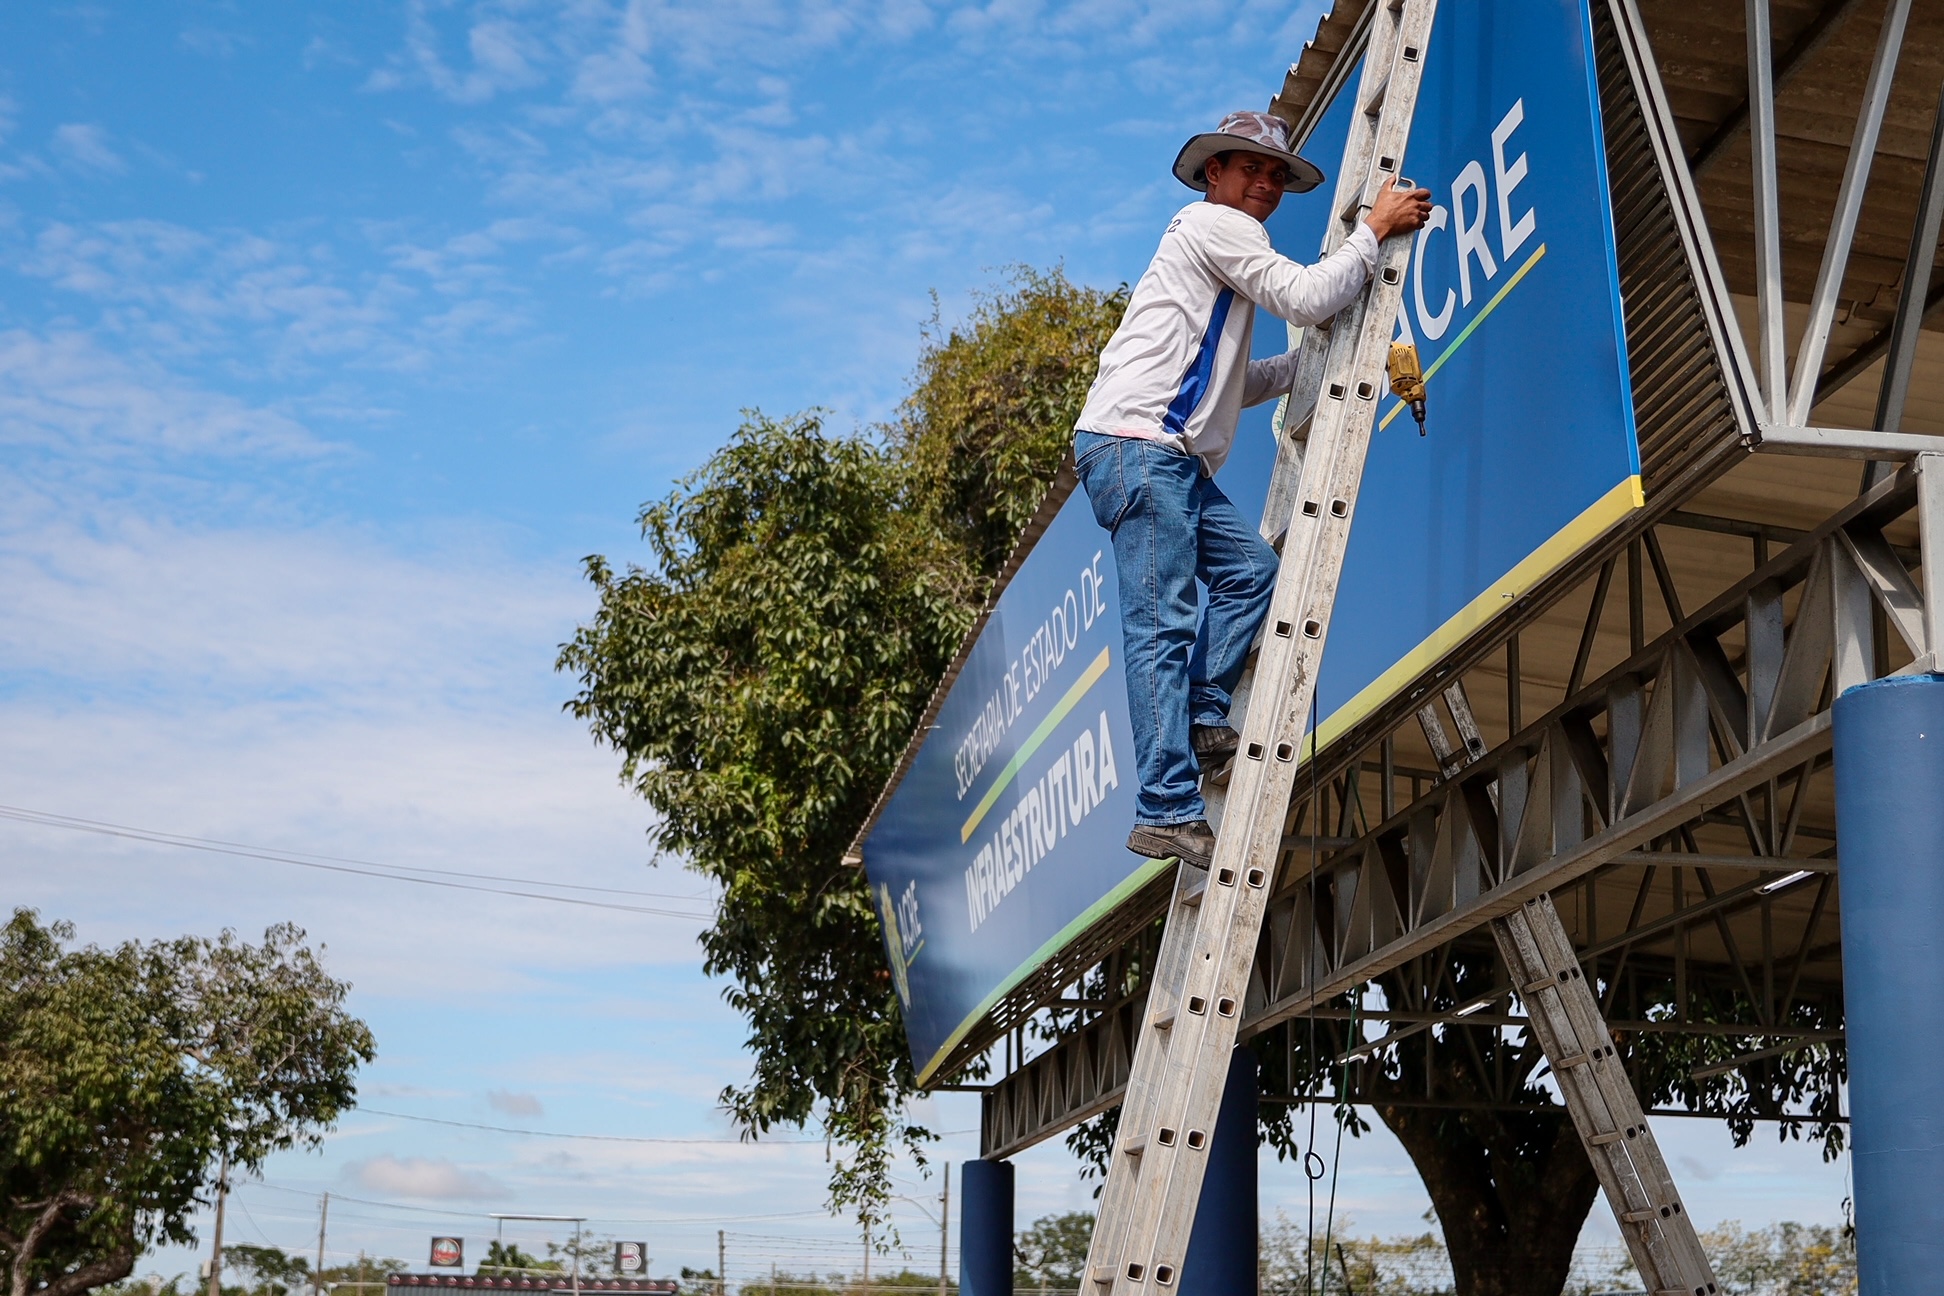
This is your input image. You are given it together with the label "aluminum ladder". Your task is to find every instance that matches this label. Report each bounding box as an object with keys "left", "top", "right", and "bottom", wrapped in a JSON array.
[
  {"left": 1420, "top": 697, "right": 1719, "bottom": 1296},
  {"left": 1083, "top": 2, "right": 1439, "bottom": 1291}
]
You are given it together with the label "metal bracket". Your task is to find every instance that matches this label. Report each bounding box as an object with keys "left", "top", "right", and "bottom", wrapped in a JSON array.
[{"left": 1751, "top": 424, "right": 1944, "bottom": 461}]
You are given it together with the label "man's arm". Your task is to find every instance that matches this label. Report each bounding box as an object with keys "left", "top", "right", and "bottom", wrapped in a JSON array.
[
  {"left": 1242, "top": 350, "right": 1302, "bottom": 408},
  {"left": 1202, "top": 214, "right": 1379, "bottom": 328},
  {"left": 1204, "top": 177, "right": 1433, "bottom": 326}
]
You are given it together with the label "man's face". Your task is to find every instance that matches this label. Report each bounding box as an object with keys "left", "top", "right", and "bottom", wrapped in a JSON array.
[{"left": 1203, "top": 150, "right": 1289, "bottom": 222}]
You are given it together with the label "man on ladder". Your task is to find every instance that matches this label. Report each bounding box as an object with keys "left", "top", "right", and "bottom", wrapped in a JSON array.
[{"left": 1072, "top": 109, "right": 1430, "bottom": 870}]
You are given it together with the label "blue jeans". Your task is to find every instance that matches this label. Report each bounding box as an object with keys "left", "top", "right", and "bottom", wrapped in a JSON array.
[{"left": 1073, "top": 430, "right": 1279, "bottom": 825}]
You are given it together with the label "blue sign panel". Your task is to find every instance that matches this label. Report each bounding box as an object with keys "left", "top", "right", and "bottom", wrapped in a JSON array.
[
  {"left": 864, "top": 499, "right": 1166, "bottom": 1079},
  {"left": 1232, "top": 0, "right": 1643, "bottom": 746},
  {"left": 865, "top": 0, "right": 1641, "bottom": 1080}
]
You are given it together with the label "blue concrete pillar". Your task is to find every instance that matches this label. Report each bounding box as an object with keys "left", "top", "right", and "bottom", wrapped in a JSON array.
[
  {"left": 959, "top": 1158, "right": 1014, "bottom": 1296},
  {"left": 1833, "top": 673, "right": 1944, "bottom": 1296},
  {"left": 1180, "top": 1048, "right": 1258, "bottom": 1296}
]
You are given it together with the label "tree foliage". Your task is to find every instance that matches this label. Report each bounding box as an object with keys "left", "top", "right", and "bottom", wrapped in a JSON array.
[
  {"left": 557, "top": 413, "right": 981, "bottom": 1222},
  {"left": 0, "top": 910, "right": 374, "bottom": 1296},
  {"left": 894, "top": 270, "right": 1129, "bottom": 577},
  {"left": 1012, "top": 1212, "right": 1093, "bottom": 1293},
  {"left": 560, "top": 270, "right": 1123, "bottom": 1225}
]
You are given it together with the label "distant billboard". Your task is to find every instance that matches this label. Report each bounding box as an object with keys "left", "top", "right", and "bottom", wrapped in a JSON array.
[
  {"left": 429, "top": 1239, "right": 463, "bottom": 1269},
  {"left": 862, "top": 0, "right": 1642, "bottom": 1083}
]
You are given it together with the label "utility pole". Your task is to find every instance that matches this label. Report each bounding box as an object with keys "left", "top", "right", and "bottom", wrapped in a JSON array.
[
  {"left": 206, "top": 1150, "right": 231, "bottom": 1296},
  {"left": 937, "top": 1165, "right": 950, "bottom": 1296},
  {"left": 861, "top": 1224, "right": 869, "bottom": 1291},
  {"left": 572, "top": 1222, "right": 582, "bottom": 1296},
  {"left": 716, "top": 1231, "right": 726, "bottom": 1296},
  {"left": 314, "top": 1194, "right": 329, "bottom": 1296}
]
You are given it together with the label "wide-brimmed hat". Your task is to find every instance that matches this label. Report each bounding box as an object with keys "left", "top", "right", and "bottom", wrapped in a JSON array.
[{"left": 1173, "top": 110, "right": 1325, "bottom": 193}]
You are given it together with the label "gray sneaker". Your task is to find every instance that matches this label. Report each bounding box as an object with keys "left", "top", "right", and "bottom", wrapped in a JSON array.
[{"left": 1127, "top": 819, "right": 1216, "bottom": 870}]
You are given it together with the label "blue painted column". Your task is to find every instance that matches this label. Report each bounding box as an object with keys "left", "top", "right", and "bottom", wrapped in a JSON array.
[
  {"left": 959, "top": 1158, "right": 1014, "bottom": 1296},
  {"left": 1833, "top": 673, "right": 1944, "bottom": 1296},
  {"left": 1180, "top": 1048, "right": 1259, "bottom": 1296}
]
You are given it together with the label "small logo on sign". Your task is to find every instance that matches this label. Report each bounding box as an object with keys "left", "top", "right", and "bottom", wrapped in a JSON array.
[
  {"left": 430, "top": 1238, "right": 463, "bottom": 1269},
  {"left": 877, "top": 881, "right": 924, "bottom": 1009},
  {"left": 615, "top": 1243, "right": 648, "bottom": 1275}
]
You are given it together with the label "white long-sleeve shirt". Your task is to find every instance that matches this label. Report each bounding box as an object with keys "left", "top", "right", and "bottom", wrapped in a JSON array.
[{"left": 1074, "top": 201, "right": 1379, "bottom": 474}]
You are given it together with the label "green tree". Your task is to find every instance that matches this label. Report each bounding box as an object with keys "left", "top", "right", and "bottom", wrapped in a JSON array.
[
  {"left": 558, "top": 411, "right": 986, "bottom": 1225},
  {"left": 220, "top": 1248, "right": 309, "bottom": 1296},
  {"left": 316, "top": 1257, "right": 404, "bottom": 1296},
  {"left": 560, "top": 272, "right": 1124, "bottom": 1225},
  {"left": 1699, "top": 1220, "right": 1855, "bottom": 1295},
  {"left": 894, "top": 269, "right": 1129, "bottom": 577},
  {"left": 0, "top": 910, "right": 375, "bottom": 1296},
  {"left": 478, "top": 1244, "right": 556, "bottom": 1277},
  {"left": 1012, "top": 1212, "right": 1092, "bottom": 1293}
]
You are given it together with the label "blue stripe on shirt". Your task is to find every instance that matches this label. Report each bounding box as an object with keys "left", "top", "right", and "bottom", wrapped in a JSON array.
[{"left": 1160, "top": 287, "right": 1236, "bottom": 438}]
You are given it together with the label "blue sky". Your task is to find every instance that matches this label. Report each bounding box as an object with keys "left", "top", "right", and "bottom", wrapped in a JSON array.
[{"left": 0, "top": 0, "right": 1848, "bottom": 1285}]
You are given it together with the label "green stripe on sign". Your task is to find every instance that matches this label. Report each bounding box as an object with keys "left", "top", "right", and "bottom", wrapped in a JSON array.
[
  {"left": 1379, "top": 241, "right": 1548, "bottom": 431},
  {"left": 959, "top": 646, "right": 1112, "bottom": 843}
]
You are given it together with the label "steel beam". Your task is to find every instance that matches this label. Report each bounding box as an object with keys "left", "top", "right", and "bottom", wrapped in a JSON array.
[
  {"left": 1786, "top": 0, "right": 1913, "bottom": 426},
  {"left": 1690, "top": 0, "right": 1865, "bottom": 177},
  {"left": 1920, "top": 454, "right": 1944, "bottom": 661},
  {"left": 1874, "top": 80, "right": 1944, "bottom": 439},
  {"left": 1746, "top": 0, "right": 1789, "bottom": 422},
  {"left": 1754, "top": 424, "right": 1944, "bottom": 459}
]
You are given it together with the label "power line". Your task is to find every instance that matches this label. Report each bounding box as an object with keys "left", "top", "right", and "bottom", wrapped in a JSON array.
[
  {"left": 0, "top": 804, "right": 715, "bottom": 918},
  {"left": 354, "top": 1109, "right": 978, "bottom": 1148},
  {"left": 241, "top": 1182, "right": 836, "bottom": 1226},
  {"left": 355, "top": 1110, "right": 827, "bottom": 1146}
]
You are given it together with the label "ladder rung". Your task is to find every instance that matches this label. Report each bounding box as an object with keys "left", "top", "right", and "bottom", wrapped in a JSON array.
[
  {"left": 1122, "top": 1134, "right": 1148, "bottom": 1157},
  {"left": 1522, "top": 975, "right": 1557, "bottom": 993},
  {"left": 1088, "top": 1268, "right": 1114, "bottom": 1287},
  {"left": 1179, "top": 869, "right": 1207, "bottom": 908},
  {"left": 1152, "top": 1005, "right": 1177, "bottom": 1031},
  {"left": 1621, "top": 1208, "right": 1663, "bottom": 1223},
  {"left": 1588, "top": 1131, "right": 1624, "bottom": 1147},
  {"left": 1360, "top": 70, "right": 1390, "bottom": 117},
  {"left": 1556, "top": 1052, "right": 1590, "bottom": 1069}
]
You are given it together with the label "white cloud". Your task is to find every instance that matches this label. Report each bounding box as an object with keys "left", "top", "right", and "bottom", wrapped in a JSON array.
[
  {"left": 51, "top": 123, "right": 126, "bottom": 174},
  {"left": 487, "top": 1090, "right": 545, "bottom": 1117},
  {"left": 351, "top": 1155, "right": 506, "bottom": 1199},
  {"left": 0, "top": 328, "right": 331, "bottom": 459},
  {"left": 14, "top": 220, "right": 538, "bottom": 377}
]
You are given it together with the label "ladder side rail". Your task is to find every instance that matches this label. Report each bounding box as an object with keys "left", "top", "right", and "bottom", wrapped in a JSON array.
[
  {"left": 1516, "top": 897, "right": 1718, "bottom": 1291},
  {"left": 1254, "top": 0, "right": 1414, "bottom": 554},
  {"left": 1433, "top": 688, "right": 1715, "bottom": 1294},
  {"left": 1088, "top": 3, "right": 1442, "bottom": 1289},
  {"left": 1490, "top": 908, "right": 1695, "bottom": 1294},
  {"left": 1083, "top": 871, "right": 1207, "bottom": 1286}
]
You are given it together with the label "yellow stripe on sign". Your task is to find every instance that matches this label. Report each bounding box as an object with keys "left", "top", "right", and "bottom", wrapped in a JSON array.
[
  {"left": 959, "top": 646, "right": 1112, "bottom": 843},
  {"left": 1379, "top": 242, "right": 1549, "bottom": 431},
  {"left": 1307, "top": 474, "right": 1645, "bottom": 757}
]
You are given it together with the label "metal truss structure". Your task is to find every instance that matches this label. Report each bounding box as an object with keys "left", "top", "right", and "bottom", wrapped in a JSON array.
[{"left": 959, "top": 0, "right": 1944, "bottom": 1173}]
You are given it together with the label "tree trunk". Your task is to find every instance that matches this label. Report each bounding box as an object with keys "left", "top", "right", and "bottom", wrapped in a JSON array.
[
  {"left": 5, "top": 1191, "right": 135, "bottom": 1296},
  {"left": 1375, "top": 1100, "right": 1599, "bottom": 1296},
  {"left": 1348, "top": 968, "right": 1605, "bottom": 1296}
]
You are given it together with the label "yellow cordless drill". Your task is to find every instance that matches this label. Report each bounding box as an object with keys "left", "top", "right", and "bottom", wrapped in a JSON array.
[{"left": 1387, "top": 341, "right": 1428, "bottom": 436}]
